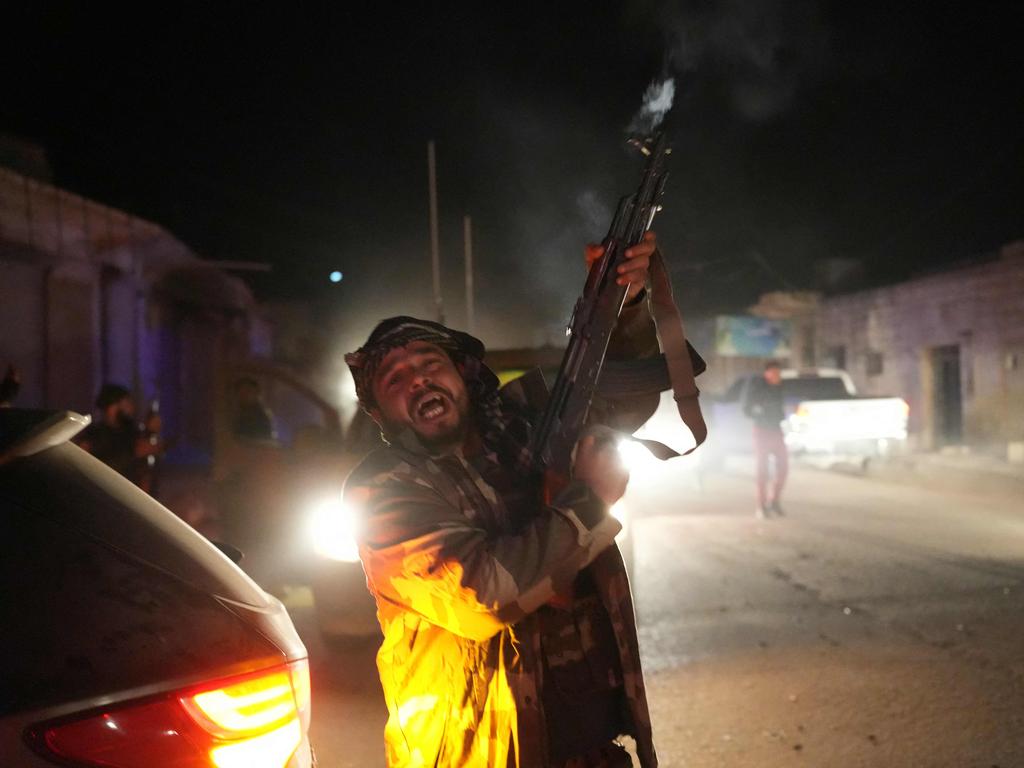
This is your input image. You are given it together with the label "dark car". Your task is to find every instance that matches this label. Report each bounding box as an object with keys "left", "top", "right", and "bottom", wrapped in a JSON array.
[
  {"left": 210, "top": 362, "right": 380, "bottom": 640},
  {"left": 0, "top": 409, "right": 314, "bottom": 768}
]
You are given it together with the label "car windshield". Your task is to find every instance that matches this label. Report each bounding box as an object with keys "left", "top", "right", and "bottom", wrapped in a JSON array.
[{"left": 781, "top": 377, "right": 850, "bottom": 401}]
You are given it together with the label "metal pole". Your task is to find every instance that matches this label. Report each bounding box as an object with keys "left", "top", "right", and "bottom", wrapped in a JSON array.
[
  {"left": 80, "top": 194, "right": 91, "bottom": 258},
  {"left": 54, "top": 188, "right": 64, "bottom": 258},
  {"left": 427, "top": 141, "right": 444, "bottom": 324},
  {"left": 23, "top": 176, "right": 34, "bottom": 251},
  {"left": 463, "top": 215, "right": 474, "bottom": 334}
]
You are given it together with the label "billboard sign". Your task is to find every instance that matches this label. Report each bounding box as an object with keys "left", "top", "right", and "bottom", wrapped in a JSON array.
[{"left": 715, "top": 315, "right": 792, "bottom": 358}]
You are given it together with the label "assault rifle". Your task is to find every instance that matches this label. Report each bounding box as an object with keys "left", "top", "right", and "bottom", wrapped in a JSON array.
[{"left": 530, "top": 130, "right": 706, "bottom": 484}]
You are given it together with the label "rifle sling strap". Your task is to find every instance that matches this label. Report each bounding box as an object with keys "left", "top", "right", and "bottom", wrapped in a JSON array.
[
  {"left": 644, "top": 248, "right": 707, "bottom": 455},
  {"left": 597, "top": 346, "right": 705, "bottom": 398}
]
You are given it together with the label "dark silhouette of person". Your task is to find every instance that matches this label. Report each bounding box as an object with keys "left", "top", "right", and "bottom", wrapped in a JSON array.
[
  {"left": 0, "top": 363, "right": 20, "bottom": 407},
  {"left": 744, "top": 361, "right": 788, "bottom": 518},
  {"left": 232, "top": 377, "right": 275, "bottom": 440},
  {"left": 77, "top": 384, "right": 138, "bottom": 479}
]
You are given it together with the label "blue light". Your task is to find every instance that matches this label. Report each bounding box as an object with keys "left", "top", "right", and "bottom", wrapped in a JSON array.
[{"left": 329, "top": 271, "right": 343, "bottom": 283}]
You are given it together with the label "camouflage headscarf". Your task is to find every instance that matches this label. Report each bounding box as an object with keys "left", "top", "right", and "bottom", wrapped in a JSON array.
[
  {"left": 345, "top": 316, "right": 536, "bottom": 474},
  {"left": 344, "top": 316, "right": 489, "bottom": 408}
]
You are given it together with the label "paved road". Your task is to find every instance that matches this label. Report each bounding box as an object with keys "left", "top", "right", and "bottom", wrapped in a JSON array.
[{"left": 294, "top": 462, "right": 1024, "bottom": 767}]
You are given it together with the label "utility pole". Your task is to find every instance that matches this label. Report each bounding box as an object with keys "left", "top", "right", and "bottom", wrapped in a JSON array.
[
  {"left": 463, "top": 215, "right": 474, "bottom": 335},
  {"left": 427, "top": 141, "right": 444, "bottom": 324}
]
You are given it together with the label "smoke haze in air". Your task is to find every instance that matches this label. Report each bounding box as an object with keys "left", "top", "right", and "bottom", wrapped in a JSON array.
[
  {"left": 655, "top": 0, "right": 833, "bottom": 122},
  {"left": 629, "top": 78, "right": 676, "bottom": 135},
  {"left": 10, "top": 4, "right": 1019, "bottom": 353}
]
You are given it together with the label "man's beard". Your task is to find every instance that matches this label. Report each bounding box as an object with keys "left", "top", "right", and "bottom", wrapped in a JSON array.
[
  {"left": 381, "top": 416, "right": 468, "bottom": 452},
  {"left": 413, "top": 419, "right": 467, "bottom": 452},
  {"left": 382, "top": 388, "right": 471, "bottom": 453}
]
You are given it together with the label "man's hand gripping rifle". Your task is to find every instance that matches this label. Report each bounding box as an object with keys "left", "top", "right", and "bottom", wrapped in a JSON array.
[{"left": 530, "top": 130, "right": 707, "bottom": 498}]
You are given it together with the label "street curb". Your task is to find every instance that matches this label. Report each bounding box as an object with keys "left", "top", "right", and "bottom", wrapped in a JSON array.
[{"left": 863, "top": 455, "right": 1024, "bottom": 500}]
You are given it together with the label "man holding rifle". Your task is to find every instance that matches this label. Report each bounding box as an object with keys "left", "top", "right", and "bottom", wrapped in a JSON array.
[{"left": 344, "top": 230, "right": 702, "bottom": 767}]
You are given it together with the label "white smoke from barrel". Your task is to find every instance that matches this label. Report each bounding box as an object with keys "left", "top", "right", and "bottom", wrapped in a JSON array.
[{"left": 629, "top": 77, "right": 676, "bottom": 135}]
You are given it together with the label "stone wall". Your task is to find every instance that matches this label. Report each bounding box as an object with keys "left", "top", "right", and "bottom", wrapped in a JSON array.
[
  {"left": 816, "top": 242, "right": 1024, "bottom": 448},
  {"left": 0, "top": 166, "right": 258, "bottom": 460}
]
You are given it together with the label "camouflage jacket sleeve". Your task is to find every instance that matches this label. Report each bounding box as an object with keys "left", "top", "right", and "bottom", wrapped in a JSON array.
[{"left": 346, "top": 452, "right": 622, "bottom": 642}]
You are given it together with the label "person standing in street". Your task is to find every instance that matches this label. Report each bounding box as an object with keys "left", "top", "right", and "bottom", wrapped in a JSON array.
[
  {"left": 76, "top": 385, "right": 159, "bottom": 487},
  {"left": 232, "top": 376, "right": 276, "bottom": 441},
  {"left": 744, "top": 361, "right": 788, "bottom": 518},
  {"left": 343, "top": 233, "right": 701, "bottom": 767},
  {"left": 0, "top": 363, "right": 20, "bottom": 407},
  {"left": 77, "top": 383, "right": 140, "bottom": 479}
]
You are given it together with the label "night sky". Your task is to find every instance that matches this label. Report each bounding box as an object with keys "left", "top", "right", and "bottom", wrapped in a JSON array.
[{"left": 4, "top": 3, "right": 1022, "bottom": 346}]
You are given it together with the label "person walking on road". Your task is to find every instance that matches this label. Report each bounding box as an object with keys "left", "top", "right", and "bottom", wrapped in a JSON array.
[{"left": 744, "top": 361, "right": 788, "bottom": 518}]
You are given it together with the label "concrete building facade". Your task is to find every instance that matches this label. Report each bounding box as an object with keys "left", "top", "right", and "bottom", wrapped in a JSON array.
[
  {"left": 815, "top": 241, "right": 1024, "bottom": 450},
  {"left": 0, "top": 165, "right": 262, "bottom": 461}
]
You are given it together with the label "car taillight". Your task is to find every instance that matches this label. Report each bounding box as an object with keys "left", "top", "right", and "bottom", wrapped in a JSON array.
[{"left": 35, "top": 659, "right": 311, "bottom": 768}]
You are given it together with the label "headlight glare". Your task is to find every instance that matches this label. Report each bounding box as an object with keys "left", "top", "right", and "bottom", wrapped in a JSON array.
[
  {"left": 617, "top": 439, "right": 654, "bottom": 473},
  {"left": 310, "top": 497, "right": 361, "bottom": 562},
  {"left": 610, "top": 500, "right": 628, "bottom": 541}
]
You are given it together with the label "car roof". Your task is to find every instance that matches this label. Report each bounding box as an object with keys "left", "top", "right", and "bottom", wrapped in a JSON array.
[
  {"left": 779, "top": 367, "right": 847, "bottom": 379},
  {"left": 0, "top": 409, "right": 90, "bottom": 462}
]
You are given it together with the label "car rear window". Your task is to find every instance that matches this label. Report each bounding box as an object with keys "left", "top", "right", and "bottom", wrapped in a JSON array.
[
  {"left": 0, "top": 443, "right": 270, "bottom": 609},
  {"left": 721, "top": 377, "right": 750, "bottom": 403},
  {"left": 0, "top": 495, "right": 278, "bottom": 716},
  {"left": 781, "top": 377, "right": 850, "bottom": 401},
  {"left": 0, "top": 409, "right": 63, "bottom": 454}
]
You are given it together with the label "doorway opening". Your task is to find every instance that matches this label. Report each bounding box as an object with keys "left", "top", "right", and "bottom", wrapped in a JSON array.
[{"left": 932, "top": 345, "right": 962, "bottom": 446}]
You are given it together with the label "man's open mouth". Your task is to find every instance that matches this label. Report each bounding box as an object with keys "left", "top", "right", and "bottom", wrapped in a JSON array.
[{"left": 414, "top": 393, "right": 448, "bottom": 422}]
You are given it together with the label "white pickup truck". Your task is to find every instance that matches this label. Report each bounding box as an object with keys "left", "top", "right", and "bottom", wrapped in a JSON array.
[{"left": 704, "top": 368, "right": 909, "bottom": 467}]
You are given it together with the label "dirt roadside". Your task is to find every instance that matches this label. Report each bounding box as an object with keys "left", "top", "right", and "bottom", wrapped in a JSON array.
[
  {"left": 644, "top": 640, "right": 1024, "bottom": 768},
  {"left": 859, "top": 453, "right": 1024, "bottom": 501}
]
